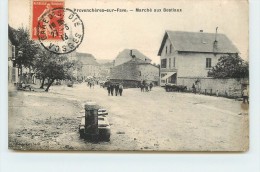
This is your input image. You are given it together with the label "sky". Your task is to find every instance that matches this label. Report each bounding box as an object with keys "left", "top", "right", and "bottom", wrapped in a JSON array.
[{"left": 9, "top": 0, "right": 248, "bottom": 64}]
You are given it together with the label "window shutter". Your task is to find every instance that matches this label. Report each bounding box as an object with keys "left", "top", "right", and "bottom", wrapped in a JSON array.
[{"left": 12, "top": 45, "right": 15, "bottom": 60}]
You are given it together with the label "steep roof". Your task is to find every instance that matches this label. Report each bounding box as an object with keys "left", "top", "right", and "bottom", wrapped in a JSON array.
[
  {"left": 116, "top": 49, "right": 151, "bottom": 62},
  {"left": 158, "top": 31, "right": 239, "bottom": 55},
  {"left": 76, "top": 52, "right": 99, "bottom": 65}
]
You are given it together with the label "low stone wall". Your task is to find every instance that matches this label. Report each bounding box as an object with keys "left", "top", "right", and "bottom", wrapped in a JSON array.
[{"left": 178, "top": 77, "right": 249, "bottom": 98}]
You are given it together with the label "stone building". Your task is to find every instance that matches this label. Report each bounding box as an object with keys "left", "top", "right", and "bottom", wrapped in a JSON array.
[
  {"left": 110, "top": 50, "right": 159, "bottom": 87},
  {"left": 98, "top": 61, "right": 113, "bottom": 80},
  {"left": 76, "top": 52, "right": 100, "bottom": 79},
  {"left": 8, "top": 27, "right": 18, "bottom": 85},
  {"left": 157, "top": 30, "right": 239, "bottom": 86},
  {"left": 69, "top": 52, "right": 100, "bottom": 80}
]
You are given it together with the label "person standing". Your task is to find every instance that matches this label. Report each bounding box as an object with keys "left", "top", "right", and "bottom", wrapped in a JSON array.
[
  {"left": 145, "top": 84, "right": 149, "bottom": 92},
  {"left": 216, "top": 90, "right": 219, "bottom": 97},
  {"left": 242, "top": 87, "right": 249, "bottom": 104},
  {"left": 107, "top": 84, "right": 111, "bottom": 96},
  {"left": 119, "top": 83, "right": 123, "bottom": 96},
  {"left": 92, "top": 81, "right": 95, "bottom": 89},
  {"left": 115, "top": 84, "right": 119, "bottom": 96},
  {"left": 149, "top": 82, "right": 153, "bottom": 91},
  {"left": 140, "top": 83, "right": 144, "bottom": 92},
  {"left": 195, "top": 83, "right": 198, "bottom": 94},
  {"left": 110, "top": 84, "right": 115, "bottom": 96},
  {"left": 192, "top": 83, "right": 196, "bottom": 94}
]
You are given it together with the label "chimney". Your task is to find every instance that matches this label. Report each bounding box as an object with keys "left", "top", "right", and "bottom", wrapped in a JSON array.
[
  {"left": 213, "top": 27, "right": 218, "bottom": 52},
  {"left": 130, "top": 49, "right": 133, "bottom": 57},
  {"left": 200, "top": 30, "right": 206, "bottom": 43},
  {"left": 215, "top": 27, "right": 218, "bottom": 42},
  {"left": 130, "top": 49, "right": 136, "bottom": 61}
]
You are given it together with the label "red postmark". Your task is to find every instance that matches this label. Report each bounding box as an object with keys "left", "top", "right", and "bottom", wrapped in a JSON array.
[{"left": 32, "top": 0, "right": 64, "bottom": 40}]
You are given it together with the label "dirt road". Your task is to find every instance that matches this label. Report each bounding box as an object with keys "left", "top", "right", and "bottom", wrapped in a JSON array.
[{"left": 8, "top": 84, "right": 249, "bottom": 151}]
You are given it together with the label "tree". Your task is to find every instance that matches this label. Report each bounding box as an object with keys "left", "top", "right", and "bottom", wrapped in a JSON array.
[
  {"left": 208, "top": 54, "right": 249, "bottom": 79},
  {"left": 9, "top": 25, "right": 76, "bottom": 91},
  {"left": 33, "top": 50, "right": 76, "bottom": 91},
  {"left": 33, "top": 49, "right": 50, "bottom": 88},
  {"left": 73, "top": 59, "right": 83, "bottom": 81},
  {"left": 9, "top": 26, "right": 37, "bottom": 70}
]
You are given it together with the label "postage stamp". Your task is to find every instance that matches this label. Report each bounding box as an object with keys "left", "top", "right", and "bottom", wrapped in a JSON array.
[
  {"left": 32, "top": 0, "right": 84, "bottom": 54},
  {"left": 32, "top": 0, "right": 64, "bottom": 40},
  {"left": 37, "top": 7, "right": 84, "bottom": 54}
]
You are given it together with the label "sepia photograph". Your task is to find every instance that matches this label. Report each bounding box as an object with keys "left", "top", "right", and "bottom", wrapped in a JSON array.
[{"left": 8, "top": 0, "right": 249, "bottom": 151}]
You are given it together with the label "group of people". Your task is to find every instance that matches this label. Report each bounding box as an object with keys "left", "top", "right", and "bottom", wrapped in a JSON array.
[
  {"left": 87, "top": 81, "right": 95, "bottom": 88},
  {"left": 107, "top": 83, "right": 124, "bottom": 96},
  {"left": 140, "top": 82, "right": 153, "bottom": 92}
]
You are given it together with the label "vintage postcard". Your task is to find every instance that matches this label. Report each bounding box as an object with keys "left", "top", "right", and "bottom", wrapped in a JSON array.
[{"left": 8, "top": 0, "right": 249, "bottom": 151}]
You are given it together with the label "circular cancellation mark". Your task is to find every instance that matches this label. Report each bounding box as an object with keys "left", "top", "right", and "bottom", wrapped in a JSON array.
[{"left": 37, "top": 8, "right": 84, "bottom": 54}]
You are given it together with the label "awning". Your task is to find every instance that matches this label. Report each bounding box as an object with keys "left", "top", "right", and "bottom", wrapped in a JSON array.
[{"left": 161, "top": 72, "right": 176, "bottom": 80}]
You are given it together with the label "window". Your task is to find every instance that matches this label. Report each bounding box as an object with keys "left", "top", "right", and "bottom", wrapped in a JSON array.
[
  {"left": 206, "top": 58, "right": 212, "bottom": 68},
  {"left": 166, "top": 46, "right": 167, "bottom": 54},
  {"left": 173, "top": 57, "right": 176, "bottom": 67},
  {"left": 170, "top": 44, "right": 172, "bottom": 54},
  {"left": 161, "top": 73, "right": 166, "bottom": 78},
  {"left": 161, "top": 74, "right": 166, "bottom": 83},
  {"left": 161, "top": 59, "right": 167, "bottom": 68},
  {"left": 169, "top": 58, "right": 171, "bottom": 68}
]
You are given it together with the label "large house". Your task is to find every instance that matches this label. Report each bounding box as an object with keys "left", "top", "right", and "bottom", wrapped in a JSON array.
[
  {"left": 157, "top": 30, "right": 239, "bottom": 86},
  {"left": 69, "top": 52, "right": 100, "bottom": 80},
  {"left": 76, "top": 52, "right": 100, "bottom": 79},
  {"left": 110, "top": 49, "right": 159, "bottom": 87},
  {"left": 8, "top": 26, "right": 18, "bottom": 85},
  {"left": 8, "top": 38, "right": 18, "bottom": 84}
]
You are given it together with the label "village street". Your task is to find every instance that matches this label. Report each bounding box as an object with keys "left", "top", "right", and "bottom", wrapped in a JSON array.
[{"left": 9, "top": 84, "right": 248, "bottom": 151}]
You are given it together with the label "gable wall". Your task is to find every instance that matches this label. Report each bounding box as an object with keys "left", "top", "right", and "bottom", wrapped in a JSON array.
[
  {"left": 176, "top": 52, "right": 222, "bottom": 78},
  {"left": 160, "top": 37, "right": 179, "bottom": 70},
  {"left": 110, "top": 62, "right": 139, "bottom": 80},
  {"left": 138, "top": 64, "right": 159, "bottom": 82}
]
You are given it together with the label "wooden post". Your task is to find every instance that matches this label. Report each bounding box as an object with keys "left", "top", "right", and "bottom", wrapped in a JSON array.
[{"left": 85, "top": 102, "right": 99, "bottom": 142}]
